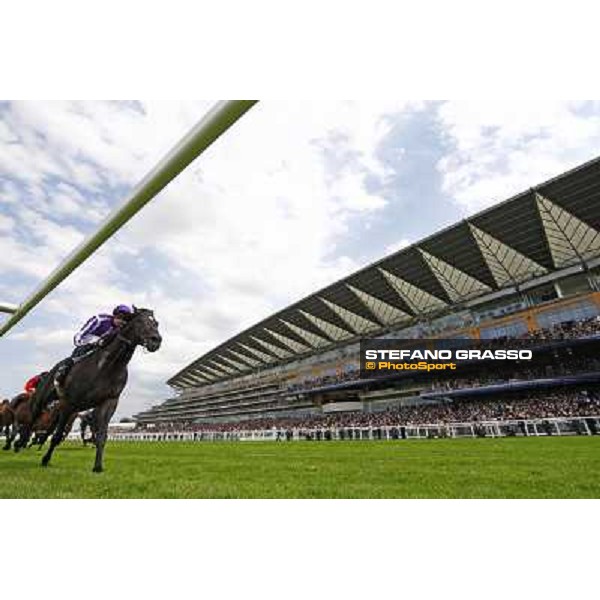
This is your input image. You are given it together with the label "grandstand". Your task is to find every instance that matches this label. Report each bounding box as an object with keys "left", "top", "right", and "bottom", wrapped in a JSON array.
[{"left": 134, "top": 155, "right": 600, "bottom": 428}]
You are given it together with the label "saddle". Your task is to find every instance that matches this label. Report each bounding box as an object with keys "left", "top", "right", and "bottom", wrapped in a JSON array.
[{"left": 72, "top": 344, "right": 100, "bottom": 362}]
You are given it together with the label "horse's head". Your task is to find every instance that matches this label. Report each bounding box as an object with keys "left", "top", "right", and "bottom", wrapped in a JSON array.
[{"left": 121, "top": 307, "right": 162, "bottom": 352}]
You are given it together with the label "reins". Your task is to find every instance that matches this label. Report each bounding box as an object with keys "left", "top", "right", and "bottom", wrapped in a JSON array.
[{"left": 116, "top": 332, "right": 136, "bottom": 347}]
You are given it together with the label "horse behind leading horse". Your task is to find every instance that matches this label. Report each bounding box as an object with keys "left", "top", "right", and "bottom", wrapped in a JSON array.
[
  {"left": 0, "top": 399, "right": 14, "bottom": 450},
  {"left": 5, "top": 392, "right": 62, "bottom": 452},
  {"left": 29, "top": 408, "right": 78, "bottom": 450}
]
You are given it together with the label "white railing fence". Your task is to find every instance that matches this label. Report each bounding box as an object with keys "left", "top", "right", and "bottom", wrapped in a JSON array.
[{"left": 107, "top": 415, "right": 600, "bottom": 442}]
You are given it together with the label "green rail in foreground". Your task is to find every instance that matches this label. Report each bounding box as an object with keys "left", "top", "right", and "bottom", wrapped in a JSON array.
[{"left": 0, "top": 437, "right": 598, "bottom": 498}]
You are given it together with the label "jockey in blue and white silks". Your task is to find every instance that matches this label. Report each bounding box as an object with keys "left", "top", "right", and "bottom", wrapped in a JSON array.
[{"left": 54, "top": 304, "right": 134, "bottom": 390}]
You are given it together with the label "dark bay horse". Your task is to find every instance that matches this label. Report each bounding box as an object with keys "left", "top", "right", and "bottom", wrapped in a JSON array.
[
  {"left": 6, "top": 392, "right": 62, "bottom": 452},
  {"left": 7, "top": 393, "right": 35, "bottom": 451},
  {"left": 29, "top": 408, "right": 78, "bottom": 450},
  {"left": 31, "top": 307, "right": 161, "bottom": 472},
  {"left": 0, "top": 399, "right": 14, "bottom": 450}
]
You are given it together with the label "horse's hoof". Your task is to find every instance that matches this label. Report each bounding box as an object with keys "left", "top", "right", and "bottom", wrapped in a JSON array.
[
  {"left": 40, "top": 462, "right": 49, "bottom": 468},
  {"left": 92, "top": 466, "right": 103, "bottom": 473}
]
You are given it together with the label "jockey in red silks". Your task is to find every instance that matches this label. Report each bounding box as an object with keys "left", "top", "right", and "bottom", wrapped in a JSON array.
[
  {"left": 54, "top": 304, "right": 134, "bottom": 390},
  {"left": 24, "top": 372, "right": 49, "bottom": 395}
]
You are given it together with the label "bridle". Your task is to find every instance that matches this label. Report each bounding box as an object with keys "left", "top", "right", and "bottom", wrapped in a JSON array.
[{"left": 115, "top": 312, "right": 159, "bottom": 351}]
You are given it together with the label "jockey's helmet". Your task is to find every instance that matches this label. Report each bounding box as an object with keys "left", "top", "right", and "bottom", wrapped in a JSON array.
[{"left": 113, "top": 304, "right": 134, "bottom": 317}]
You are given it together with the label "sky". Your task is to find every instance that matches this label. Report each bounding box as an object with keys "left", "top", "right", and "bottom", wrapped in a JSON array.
[{"left": 1, "top": 100, "right": 600, "bottom": 419}]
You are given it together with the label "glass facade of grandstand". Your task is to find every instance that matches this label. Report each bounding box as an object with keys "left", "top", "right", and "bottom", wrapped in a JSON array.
[{"left": 135, "top": 156, "right": 600, "bottom": 430}]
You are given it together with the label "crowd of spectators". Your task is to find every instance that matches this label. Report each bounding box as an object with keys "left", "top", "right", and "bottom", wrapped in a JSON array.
[
  {"left": 286, "top": 367, "right": 359, "bottom": 393},
  {"left": 394, "top": 390, "right": 600, "bottom": 424},
  {"left": 138, "top": 388, "right": 600, "bottom": 434},
  {"left": 141, "top": 316, "right": 600, "bottom": 435},
  {"left": 283, "top": 316, "right": 600, "bottom": 394},
  {"left": 428, "top": 355, "right": 600, "bottom": 392},
  {"left": 524, "top": 315, "right": 600, "bottom": 341}
]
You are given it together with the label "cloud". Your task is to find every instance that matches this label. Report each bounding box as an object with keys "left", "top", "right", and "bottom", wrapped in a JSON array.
[
  {"left": 0, "top": 213, "right": 14, "bottom": 231},
  {"left": 11, "top": 326, "right": 73, "bottom": 346},
  {"left": 436, "top": 100, "right": 600, "bottom": 213}
]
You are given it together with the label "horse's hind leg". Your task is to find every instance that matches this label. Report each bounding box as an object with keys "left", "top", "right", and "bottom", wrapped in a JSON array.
[
  {"left": 41, "top": 411, "right": 72, "bottom": 468},
  {"left": 14, "top": 421, "right": 34, "bottom": 452},
  {"left": 93, "top": 398, "right": 118, "bottom": 473},
  {"left": 12, "top": 424, "right": 26, "bottom": 452},
  {"left": 36, "top": 411, "right": 58, "bottom": 450}
]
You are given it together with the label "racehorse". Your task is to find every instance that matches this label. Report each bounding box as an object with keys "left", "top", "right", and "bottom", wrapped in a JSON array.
[
  {"left": 0, "top": 399, "right": 14, "bottom": 450},
  {"left": 79, "top": 409, "right": 97, "bottom": 446},
  {"left": 29, "top": 407, "right": 78, "bottom": 450},
  {"left": 7, "top": 393, "right": 38, "bottom": 451},
  {"left": 30, "top": 307, "right": 161, "bottom": 472},
  {"left": 6, "top": 392, "right": 62, "bottom": 452}
]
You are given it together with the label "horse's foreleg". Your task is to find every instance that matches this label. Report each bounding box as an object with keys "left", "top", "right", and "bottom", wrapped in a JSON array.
[
  {"left": 37, "top": 411, "right": 59, "bottom": 450},
  {"left": 93, "top": 398, "right": 118, "bottom": 473},
  {"left": 36, "top": 431, "right": 52, "bottom": 450},
  {"left": 2, "top": 424, "right": 11, "bottom": 450},
  {"left": 40, "top": 410, "right": 72, "bottom": 468},
  {"left": 4, "top": 422, "right": 17, "bottom": 451},
  {"left": 12, "top": 425, "right": 21, "bottom": 451}
]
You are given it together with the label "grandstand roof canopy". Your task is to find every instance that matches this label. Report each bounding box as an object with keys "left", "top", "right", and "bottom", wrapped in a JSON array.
[{"left": 169, "top": 156, "right": 600, "bottom": 390}]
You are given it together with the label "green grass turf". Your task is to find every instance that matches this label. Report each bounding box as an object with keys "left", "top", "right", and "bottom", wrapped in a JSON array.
[{"left": 0, "top": 437, "right": 598, "bottom": 498}]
